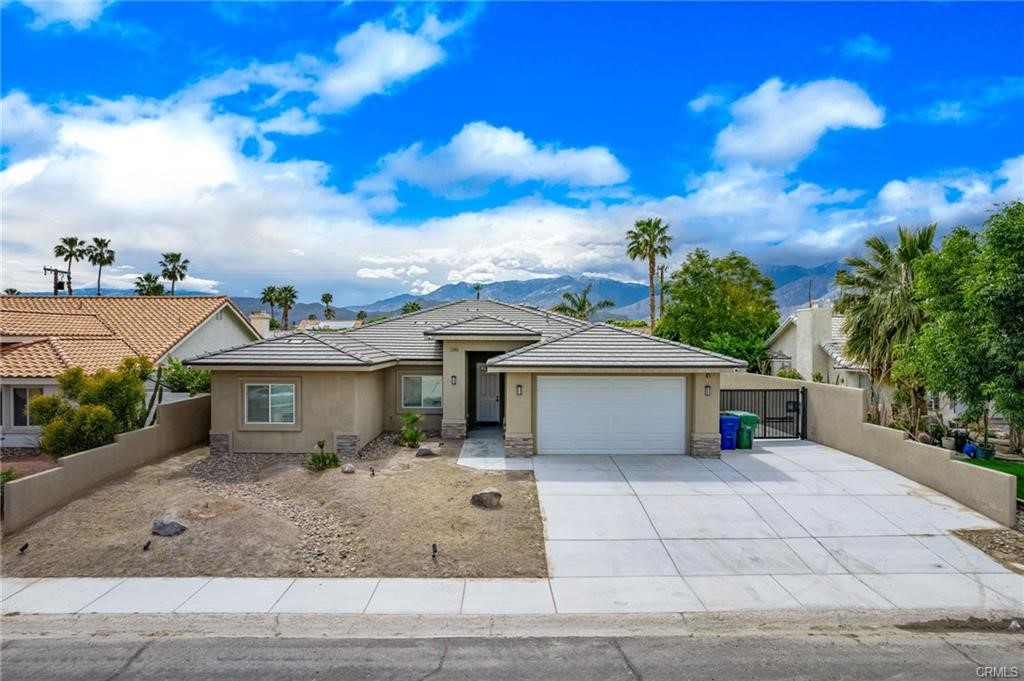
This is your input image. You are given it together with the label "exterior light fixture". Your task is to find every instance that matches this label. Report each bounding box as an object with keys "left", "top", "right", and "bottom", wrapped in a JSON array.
[
  {"left": 450, "top": 375, "right": 457, "bottom": 385},
  {"left": 704, "top": 385, "right": 712, "bottom": 397},
  {"left": 516, "top": 384, "right": 523, "bottom": 396}
]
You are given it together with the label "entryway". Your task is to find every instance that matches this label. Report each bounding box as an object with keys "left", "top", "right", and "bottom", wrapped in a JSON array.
[{"left": 467, "top": 351, "right": 504, "bottom": 428}]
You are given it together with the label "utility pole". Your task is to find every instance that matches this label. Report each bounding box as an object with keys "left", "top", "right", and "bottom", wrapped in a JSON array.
[
  {"left": 807, "top": 278, "right": 813, "bottom": 308},
  {"left": 657, "top": 263, "right": 667, "bottom": 320},
  {"left": 42, "top": 266, "right": 70, "bottom": 295}
]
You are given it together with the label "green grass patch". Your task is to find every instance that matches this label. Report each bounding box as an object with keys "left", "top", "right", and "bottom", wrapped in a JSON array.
[{"left": 963, "top": 457, "right": 1024, "bottom": 499}]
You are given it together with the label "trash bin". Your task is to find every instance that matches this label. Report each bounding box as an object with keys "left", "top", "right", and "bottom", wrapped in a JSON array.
[
  {"left": 723, "top": 411, "right": 760, "bottom": 450},
  {"left": 951, "top": 428, "right": 969, "bottom": 453},
  {"left": 719, "top": 414, "right": 740, "bottom": 451}
]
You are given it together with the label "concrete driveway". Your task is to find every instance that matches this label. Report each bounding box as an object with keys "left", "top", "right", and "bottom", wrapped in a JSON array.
[{"left": 529, "top": 441, "right": 1021, "bottom": 611}]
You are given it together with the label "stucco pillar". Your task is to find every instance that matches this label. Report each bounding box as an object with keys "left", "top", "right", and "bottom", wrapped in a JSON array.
[
  {"left": 503, "top": 372, "right": 534, "bottom": 457},
  {"left": 689, "top": 372, "right": 721, "bottom": 458},
  {"left": 440, "top": 341, "right": 467, "bottom": 439}
]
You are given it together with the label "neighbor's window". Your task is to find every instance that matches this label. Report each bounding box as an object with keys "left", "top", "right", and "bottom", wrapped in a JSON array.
[
  {"left": 12, "top": 387, "right": 43, "bottom": 427},
  {"left": 245, "top": 383, "right": 295, "bottom": 424},
  {"left": 402, "top": 375, "right": 443, "bottom": 409}
]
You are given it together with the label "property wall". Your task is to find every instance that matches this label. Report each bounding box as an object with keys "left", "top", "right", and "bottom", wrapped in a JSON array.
[
  {"left": 168, "top": 306, "right": 258, "bottom": 362},
  {"left": 721, "top": 372, "right": 1017, "bottom": 526},
  {"left": 2, "top": 395, "right": 210, "bottom": 534},
  {"left": 381, "top": 364, "right": 443, "bottom": 432}
]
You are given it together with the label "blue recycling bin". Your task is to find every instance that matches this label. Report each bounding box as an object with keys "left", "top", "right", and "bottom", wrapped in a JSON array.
[{"left": 720, "top": 413, "right": 740, "bottom": 451}]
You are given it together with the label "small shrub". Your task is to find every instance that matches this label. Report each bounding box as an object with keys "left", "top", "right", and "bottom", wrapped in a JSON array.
[
  {"left": 40, "top": 404, "right": 118, "bottom": 457},
  {"left": 607, "top": 319, "right": 647, "bottom": 328},
  {"left": 161, "top": 357, "right": 211, "bottom": 395},
  {"left": 398, "top": 412, "right": 425, "bottom": 447},
  {"left": 811, "top": 371, "right": 824, "bottom": 383},
  {"left": 307, "top": 439, "right": 339, "bottom": 471},
  {"left": 777, "top": 368, "right": 803, "bottom": 380}
]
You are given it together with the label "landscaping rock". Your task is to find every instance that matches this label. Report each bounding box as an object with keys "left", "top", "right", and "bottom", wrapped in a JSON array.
[
  {"left": 341, "top": 463, "right": 356, "bottom": 474},
  {"left": 152, "top": 520, "right": 187, "bottom": 536},
  {"left": 471, "top": 487, "right": 502, "bottom": 509},
  {"left": 415, "top": 446, "right": 437, "bottom": 458}
]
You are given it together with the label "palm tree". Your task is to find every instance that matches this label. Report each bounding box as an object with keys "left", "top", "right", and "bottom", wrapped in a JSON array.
[
  {"left": 134, "top": 273, "right": 165, "bottom": 296},
  {"left": 53, "top": 236, "right": 87, "bottom": 296},
  {"left": 159, "top": 252, "right": 190, "bottom": 294},
  {"left": 401, "top": 300, "right": 422, "bottom": 314},
  {"left": 834, "top": 224, "right": 937, "bottom": 425},
  {"left": 472, "top": 284, "right": 482, "bottom": 300},
  {"left": 321, "top": 292, "right": 335, "bottom": 320},
  {"left": 85, "top": 237, "right": 116, "bottom": 295},
  {"left": 626, "top": 217, "right": 673, "bottom": 330},
  {"left": 260, "top": 285, "right": 279, "bottom": 321},
  {"left": 550, "top": 283, "right": 615, "bottom": 321},
  {"left": 4, "top": 288, "right": 20, "bottom": 295},
  {"left": 277, "top": 285, "right": 298, "bottom": 329}
]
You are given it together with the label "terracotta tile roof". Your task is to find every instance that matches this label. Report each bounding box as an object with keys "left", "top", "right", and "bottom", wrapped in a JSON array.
[
  {"left": 0, "top": 337, "right": 140, "bottom": 378},
  {"left": 0, "top": 295, "right": 254, "bottom": 361},
  {"left": 0, "top": 309, "right": 113, "bottom": 337}
]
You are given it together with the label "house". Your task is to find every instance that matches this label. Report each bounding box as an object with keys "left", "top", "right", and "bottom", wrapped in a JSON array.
[
  {"left": 186, "top": 299, "right": 745, "bottom": 458},
  {"left": 766, "top": 305, "right": 870, "bottom": 388},
  {"left": 1, "top": 295, "right": 260, "bottom": 448}
]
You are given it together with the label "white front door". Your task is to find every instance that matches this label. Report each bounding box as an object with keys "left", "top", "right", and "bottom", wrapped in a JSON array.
[
  {"left": 476, "top": 363, "right": 501, "bottom": 423},
  {"left": 536, "top": 376, "right": 687, "bottom": 455}
]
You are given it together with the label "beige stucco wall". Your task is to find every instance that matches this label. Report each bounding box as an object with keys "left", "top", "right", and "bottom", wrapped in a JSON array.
[
  {"left": 503, "top": 372, "right": 533, "bottom": 440},
  {"left": 380, "top": 364, "right": 443, "bottom": 431},
  {"left": 167, "top": 305, "right": 258, "bottom": 362},
  {"left": 440, "top": 339, "right": 533, "bottom": 434}
]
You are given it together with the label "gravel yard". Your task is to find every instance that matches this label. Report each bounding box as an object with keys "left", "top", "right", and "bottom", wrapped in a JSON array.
[{"left": 1, "top": 435, "right": 546, "bottom": 578}]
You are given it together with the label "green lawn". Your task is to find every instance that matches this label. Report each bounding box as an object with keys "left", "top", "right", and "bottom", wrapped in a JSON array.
[{"left": 964, "top": 457, "right": 1024, "bottom": 499}]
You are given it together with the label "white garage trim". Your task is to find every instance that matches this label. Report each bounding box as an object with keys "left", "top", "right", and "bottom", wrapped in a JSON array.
[{"left": 536, "top": 375, "right": 687, "bottom": 455}]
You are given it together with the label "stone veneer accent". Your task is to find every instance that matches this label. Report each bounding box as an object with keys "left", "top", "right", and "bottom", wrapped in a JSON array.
[
  {"left": 690, "top": 433, "right": 721, "bottom": 459},
  {"left": 210, "top": 433, "right": 231, "bottom": 456},
  {"left": 504, "top": 436, "right": 534, "bottom": 458},
  {"left": 441, "top": 421, "right": 466, "bottom": 439},
  {"left": 335, "top": 432, "right": 360, "bottom": 457}
]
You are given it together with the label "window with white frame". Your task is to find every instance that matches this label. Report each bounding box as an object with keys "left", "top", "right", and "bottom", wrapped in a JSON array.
[
  {"left": 12, "top": 387, "right": 43, "bottom": 427},
  {"left": 402, "top": 375, "right": 443, "bottom": 409},
  {"left": 244, "top": 383, "right": 295, "bottom": 424}
]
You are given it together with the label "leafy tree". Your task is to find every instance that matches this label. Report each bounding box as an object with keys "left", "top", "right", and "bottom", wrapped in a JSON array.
[
  {"left": 3, "top": 288, "right": 19, "bottom": 295},
  {"left": 260, "top": 285, "right": 279, "bottom": 321},
  {"left": 160, "top": 357, "right": 211, "bottom": 395},
  {"left": 835, "top": 224, "right": 935, "bottom": 426},
  {"left": 401, "top": 300, "right": 422, "bottom": 314},
  {"left": 321, "top": 292, "right": 334, "bottom": 319},
  {"left": 626, "top": 217, "right": 673, "bottom": 330},
  {"left": 134, "top": 273, "right": 165, "bottom": 296},
  {"left": 277, "top": 285, "right": 298, "bottom": 329},
  {"left": 53, "top": 236, "right": 87, "bottom": 295},
  {"left": 159, "top": 252, "right": 190, "bottom": 294},
  {"left": 550, "top": 283, "right": 615, "bottom": 320},
  {"left": 86, "top": 237, "right": 116, "bottom": 295},
  {"left": 657, "top": 249, "right": 778, "bottom": 369},
  {"left": 356, "top": 310, "right": 367, "bottom": 321}
]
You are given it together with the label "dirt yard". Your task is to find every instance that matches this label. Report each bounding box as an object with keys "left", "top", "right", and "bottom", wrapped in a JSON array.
[
  {"left": 1, "top": 449, "right": 58, "bottom": 478},
  {"left": 0, "top": 435, "right": 547, "bottom": 578}
]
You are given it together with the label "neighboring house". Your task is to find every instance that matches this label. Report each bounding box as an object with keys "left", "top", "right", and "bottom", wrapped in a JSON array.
[
  {"left": 766, "top": 305, "right": 869, "bottom": 389},
  {"left": 295, "top": 319, "right": 362, "bottom": 332},
  {"left": 0, "top": 296, "right": 260, "bottom": 448},
  {"left": 187, "top": 299, "right": 745, "bottom": 458}
]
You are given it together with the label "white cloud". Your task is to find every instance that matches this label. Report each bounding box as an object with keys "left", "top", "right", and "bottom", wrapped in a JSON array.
[
  {"left": 409, "top": 279, "right": 439, "bottom": 295},
  {"left": 911, "top": 76, "right": 1024, "bottom": 125},
  {"left": 1, "top": 91, "right": 60, "bottom": 159},
  {"left": 840, "top": 34, "right": 891, "bottom": 62},
  {"left": 259, "top": 108, "right": 322, "bottom": 136},
  {"left": 714, "top": 78, "right": 884, "bottom": 167},
  {"left": 358, "top": 121, "right": 629, "bottom": 205},
  {"left": 689, "top": 93, "right": 725, "bottom": 113},
  {"left": 8, "top": 0, "right": 112, "bottom": 29}
]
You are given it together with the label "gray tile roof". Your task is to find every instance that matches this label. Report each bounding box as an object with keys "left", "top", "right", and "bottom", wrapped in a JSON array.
[
  {"left": 487, "top": 323, "right": 747, "bottom": 369},
  {"left": 185, "top": 331, "right": 396, "bottom": 367},
  {"left": 820, "top": 341, "right": 865, "bottom": 371},
  {"left": 425, "top": 314, "right": 542, "bottom": 338}
]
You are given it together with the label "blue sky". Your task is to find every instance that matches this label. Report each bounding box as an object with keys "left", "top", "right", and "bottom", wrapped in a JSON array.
[{"left": 2, "top": 1, "right": 1022, "bottom": 304}]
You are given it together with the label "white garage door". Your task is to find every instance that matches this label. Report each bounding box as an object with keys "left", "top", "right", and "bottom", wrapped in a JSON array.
[{"left": 536, "top": 376, "right": 687, "bottom": 455}]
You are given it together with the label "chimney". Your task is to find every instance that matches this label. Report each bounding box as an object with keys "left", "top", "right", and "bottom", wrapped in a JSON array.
[{"left": 249, "top": 311, "right": 271, "bottom": 338}]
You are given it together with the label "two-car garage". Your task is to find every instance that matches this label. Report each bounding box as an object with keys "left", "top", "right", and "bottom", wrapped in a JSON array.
[{"left": 535, "top": 376, "right": 688, "bottom": 455}]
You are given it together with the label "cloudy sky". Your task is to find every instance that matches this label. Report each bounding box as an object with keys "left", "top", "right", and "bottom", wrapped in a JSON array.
[{"left": 1, "top": 1, "right": 1021, "bottom": 304}]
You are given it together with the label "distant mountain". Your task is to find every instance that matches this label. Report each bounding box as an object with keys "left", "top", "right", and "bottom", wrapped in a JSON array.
[
  {"left": 765, "top": 261, "right": 843, "bottom": 316},
  {"left": 229, "top": 297, "right": 358, "bottom": 322}
]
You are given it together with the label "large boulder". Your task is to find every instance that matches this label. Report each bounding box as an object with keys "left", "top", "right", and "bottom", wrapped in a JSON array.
[
  {"left": 471, "top": 487, "right": 502, "bottom": 509},
  {"left": 341, "top": 463, "right": 356, "bottom": 474},
  {"left": 152, "top": 520, "right": 187, "bottom": 536}
]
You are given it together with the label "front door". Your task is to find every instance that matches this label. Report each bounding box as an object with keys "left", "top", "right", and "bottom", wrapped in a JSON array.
[{"left": 475, "top": 362, "right": 500, "bottom": 423}]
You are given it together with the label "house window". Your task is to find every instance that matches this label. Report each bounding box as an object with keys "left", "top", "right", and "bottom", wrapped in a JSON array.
[
  {"left": 244, "top": 383, "right": 295, "bottom": 424},
  {"left": 927, "top": 393, "right": 942, "bottom": 412},
  {"left": 12, "top": 387, "right": 43, "bottom": 427},
  {"left": 402, "top": 375, "right": 443, "bottom": 409}
]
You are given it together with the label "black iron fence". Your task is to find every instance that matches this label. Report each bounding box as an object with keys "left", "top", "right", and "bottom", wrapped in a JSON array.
[{"left": 720, "top": 387, "right": 805, "bottom": 439}]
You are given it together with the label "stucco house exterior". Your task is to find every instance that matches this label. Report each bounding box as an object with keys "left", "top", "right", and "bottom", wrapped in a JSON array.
[
  {"left": 1, "top": 295, "right": 259, "bottom": 448},
  {"left": 187, "top": 299, "right": 745, "bottom": 458},
  {"left": 766, "top": 305, "right": 870, "bottom": 388}
]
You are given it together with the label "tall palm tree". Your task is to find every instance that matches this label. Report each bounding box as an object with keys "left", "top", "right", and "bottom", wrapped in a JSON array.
[
  {"left": 159, "top": 252, "right": 190, "bottom": 294},
  {"left": 321, "top": 292, "right": 334, "bottom": 320},
  {"left": 401, "top": 300, "right": 422, "bottom": 314},
  {"left": 834, "top": 224, "right": 937, "bottom": 425},
  {"left": 260, "top": 285, "right": 279, "bottom": 321},
  {"left": 626, "top": 217, "right": 673, "bottom": 330},
  {"left": 85, "top": 237, "right": 116, "bottom": 295},
  {"left": 53, "top": 236, "right": 87, "bottom": 296},
  {"left": 472, "top": 284, "right": 482, "bottom": 300},
  {"left": 134, "top": 273, "right": 165, "bottom": 296},
  {"left": 550, "top": 283, "right": 615, "bottom": 321},
  {"left": 277, "top": 285, "right": 298, "bottom": 329}
]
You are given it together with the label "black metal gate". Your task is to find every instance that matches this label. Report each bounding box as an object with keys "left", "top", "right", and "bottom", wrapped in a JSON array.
[{"left": 720, "top": 388, "right": 805, "bottom": 439}]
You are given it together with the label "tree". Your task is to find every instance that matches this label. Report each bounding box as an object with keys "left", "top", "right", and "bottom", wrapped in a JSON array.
[
  {"left": 473, "top": 284, "right": 482, "bottom": 300},
  {"left": 159, "top": 252, "right": 190, "bottom": 294},
  {"left": 657, "top": 249, "right": 778, "bottom": 369},
  {"left": 356, "top": 310, "right": 367, "bottom": 321},
  {"left": 626, "top": 217, "right": 673, "bottom": 330},
  {"left": 401, "top": 300, "right": 422, "bottom": 314},
  {"left": 321, "top": 292, "right": 334, "bottom": 319},
  {"left": 550, "top": 283, "right": 615, "bottom": 320},
  {"left": 3, "top": 288, "right": 19, "bottom": 295},
  {"left": 260, "top": 285, "right": 279, "bottom": 321},
  {"left": 834, "top": 224, "right": 936, "bottom": 427},
  {"left": 53, "top": 236, "right": 87, "bottom": 295},
  {"left": 133, "top": 273, "right": 165, "bottom": 296},
  {"left": 85, "top": 237, "right": 116, "bottom": 295},
  {"left": 277, "top": 285, "right": 298, "bottom": 329}
]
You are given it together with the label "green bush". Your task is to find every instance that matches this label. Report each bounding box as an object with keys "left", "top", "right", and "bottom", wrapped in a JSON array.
[
  {"left": 40, "top": 404, "right": 118, "bottom": 457},
  {"left": 398, "top": 412, "right": 425, "bottom": 447},
  {"left": 607, "top": 319, "right": 647, "bottom": 328},
  {"left": 1, "top": 468, "right": 18, "bottom": 516},
  {"left": 161, "top": 357, "right": 211, "bottom": 394},
  {"left": 306, "top": 439, "right": 339, "bottom": 471},
  {"left": 777, "top": 368, "right": 803, "bottom": 380},
  {"left": 812, "top": 371, "right": 824, "bottom": 383}
]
